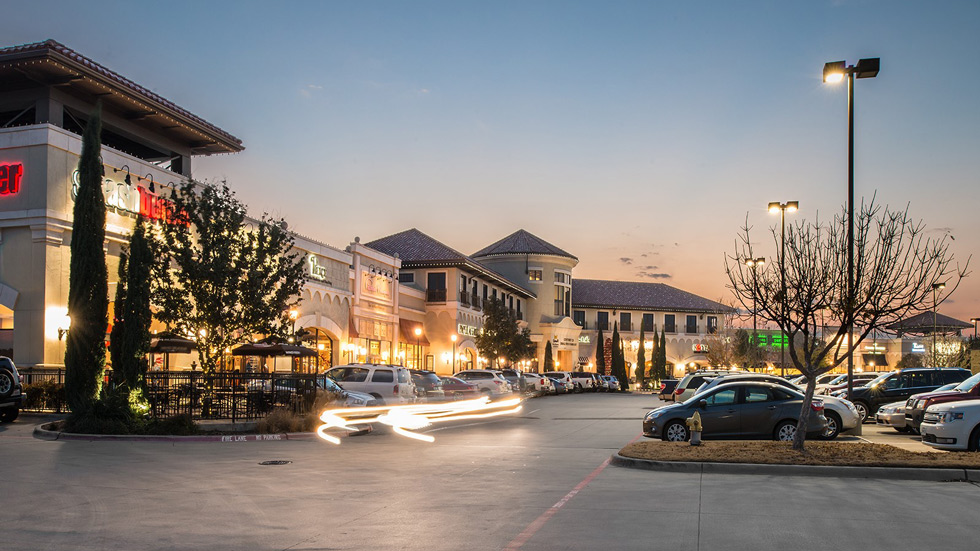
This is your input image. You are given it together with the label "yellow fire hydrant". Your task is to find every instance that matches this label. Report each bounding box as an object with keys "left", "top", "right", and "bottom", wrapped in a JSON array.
[{"left": 686, "top": 411, "right": 703, "bottom": 446}]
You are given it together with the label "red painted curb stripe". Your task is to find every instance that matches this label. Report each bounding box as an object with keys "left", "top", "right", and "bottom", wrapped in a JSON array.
[{"left": 504, "top": 433, "right": 643, "bottom": 550}]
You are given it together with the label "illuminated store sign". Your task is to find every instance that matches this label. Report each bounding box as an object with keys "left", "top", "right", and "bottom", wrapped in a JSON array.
[
  {"left": 458, "top": 324, "right": 478, "bottom": 337},
  {"left": 308, "top": 254, "right": 329, "bottom": 281},
  {"left": 0, "top": 162, "right": 23, "bottom": 195},
  {"left": 578, "top": 335, "right": 591, "bottom": 344},
  {"left": 361, "top": 270, "right": 392, "bottom": 300},
  {"left": 71, "top": 170, "right": 175, "bottom": 222},
  {"left": 693, "top": 343, "right": 709, "bottom": 353},
  {"left": 912, "top": 343, "right": 926, "bottom": 354}
]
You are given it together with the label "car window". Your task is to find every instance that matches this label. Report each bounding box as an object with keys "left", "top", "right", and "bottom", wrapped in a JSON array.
[
  {"left": 882, "top": 375, "right": 901, "bottom": 390},
  {"left": 688, "top": 376, "right": 705, "bottom": 388},
  {"left": 317, "top": 376, "right": 343, "bottom": 392},
  {"left": 705, "top": 388, "right": 737, "bottom": 406},
  {"left": 906, "top": 371, "right": 930, "bottom": 388},
  {"left": 771, "top": 388, "right": 796, "bottom": 401},
  {"left": 743, "top": 386, "right": 773, "bottom": 403},
  {"left": 371, "top": 369, "right": 394, "bottom": 383},
  {"left": 953, "top": 372, "right": 980, "bottom": 392},
  {"left": 398, "top": 370, "right": 410, "bottom": 383},
  {"left": 943, "top": 370, "right": 969, "bottom": 385}
]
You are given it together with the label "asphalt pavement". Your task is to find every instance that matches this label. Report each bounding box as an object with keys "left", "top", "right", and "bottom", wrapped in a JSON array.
[{"left": 2, "top": 394, "right": 978, "bottom": 551}]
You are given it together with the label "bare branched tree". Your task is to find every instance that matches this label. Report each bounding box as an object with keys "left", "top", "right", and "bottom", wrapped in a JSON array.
[{"left": 726, "top": 200, "right": 969, "bottom": 451}]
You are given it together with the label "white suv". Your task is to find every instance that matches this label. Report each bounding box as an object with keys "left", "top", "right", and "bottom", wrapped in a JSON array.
[
  {"left": 920, "top": 399, "right": 980, "bottom": 451},
  {"left": 455, "top": 370, "right": 513, "bottom": 397},
  {"left": 325, "top": 364, "right": 416, "bottom": 405},
  {"left": 522, "top": 372, "right": 554, "bottom": 393}
]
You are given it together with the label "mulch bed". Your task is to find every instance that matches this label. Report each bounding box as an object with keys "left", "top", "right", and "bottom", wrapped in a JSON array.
[{"left": 619, "top": 440, "right": 980, "bottom": 469}]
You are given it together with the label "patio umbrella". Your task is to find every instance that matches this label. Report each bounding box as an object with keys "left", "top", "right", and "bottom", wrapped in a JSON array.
[
  {"left": 150, "top": 332, "right": 198, "bottom": 370},
  {"left": 231, "top": 342, "right": 318, "bottom": 373}
]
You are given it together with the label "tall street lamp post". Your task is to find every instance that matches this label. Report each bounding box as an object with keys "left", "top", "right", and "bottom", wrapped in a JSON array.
[
  {"left": 414, "top": 327, "right": 422, "bottom": 370},
  {"left": 823, "top": 57, "right": 879, "bottom": 401},
  {"left": 451, "top": 334, "right": 458, "bottom": 374},
  {"left": 768, "top": 201, "right": 798, "bottom": 377},
  {"left": 744, "top": 257, "right": 766, "bottom": 371},
  {"left": 932, "top": 282, "right": 945, "bottom": 364}
]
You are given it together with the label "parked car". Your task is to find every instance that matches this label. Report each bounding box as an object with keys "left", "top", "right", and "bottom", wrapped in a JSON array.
[
  {"left": 847, "top": 367, "right": 972, "bottom": 423},
  {"left": 643, "top": 381, "right": 828, "bottom": 442},
  {"left": 594, "top": 373, "right": 610, "bottom": 392},
  {"left": 543, "top": 372, "right": 573, "bottom": 391},
  {"left": 874, "top": 401, "right": 910, "bottom": 432},
  {"left": 603, "top": 376, "right": 621, "bottom": 392},
  {"left": 904, "top": 373, "right": 980, "bottom": 433},
  {"left": 522, "top": 372, "right": 554, "bottom": 394},
  {"left": 0, "top": 356, "right": 24, "bottom": 423},
  {"left": 439, "top": 376, "right": 481, "bottom": 400},
  {"left": 569, "top": 371, "right": 600, "bottom": 392},
  {"left": 454, "top": 369, "right": 513, "bottom": 397},
  {"left": 658, "top": 379, "right": 679, "bottom": 401},
  {"left": 548, "top": 377, "right": 571, "bottom": 394},
  {"left": 324, "top": 364, "right": 417, "bottom": 405},
  {"left": 498, "top": 369, "right": 526, "bottom": 393},
  {"left": 817, "top": 373, "right": 877, "bottom": 395},
  {"left": 673, "top": 370, "right": 743, "bottom": 403},
  {"left": 919, "top": 399, "right": 980, "bottom": 451},
  {"left": 409, "top": 369, "right": 446, "bottom": 401},
  {"left": 696, "top": 373, "right": 860, "bottom": 439}
]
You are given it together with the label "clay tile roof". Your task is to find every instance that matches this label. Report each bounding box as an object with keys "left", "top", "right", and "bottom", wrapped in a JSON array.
[
  {"left": 571, "top": 279, "right": 733, "bottom": 313},
  {"left": 886, "top": 312, "right": 971, "bottom": 334},
  {"left": 472, "top": 229, "right": 577, "bottom": 261}
]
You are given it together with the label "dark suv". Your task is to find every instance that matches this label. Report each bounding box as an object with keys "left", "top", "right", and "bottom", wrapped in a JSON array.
[
  {"left": 848, "top": 367, "right": 971, "bottom": 423},
  {"left": 1, "top": 356, "right": 24, "bottom": 423},
  {"left": 408, "top": 369, "right": 445, "bottom": 401}
]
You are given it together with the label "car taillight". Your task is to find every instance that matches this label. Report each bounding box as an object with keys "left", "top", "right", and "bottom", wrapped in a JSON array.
[
  {"left": 494, "top": 380, "right": 504, "bottom": 386},
  {"left": 674, "top": 388, "right": 682, "bottom": 395},
  {"left": 810, "top": 400, "right": 824, "bottom": 412},
  {"left": 660, "top": 383, "right": 665, "bottom": 391}
]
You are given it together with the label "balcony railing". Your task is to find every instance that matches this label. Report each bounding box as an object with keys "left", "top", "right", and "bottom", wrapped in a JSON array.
[
  {"left": 471, "top": 295, "right": 482, "bottom": 311},
  {"left": 459, "top": 291, "right": 470, "bottom": 306},
  {"left": 621, "top": 322, "right": 632, "bottom": 332},
  {"left": 664, "top": 324, "right": 676, "bottom": 333},
  {"left": 512, "top": 309, "right": 523, "bottom": 321},
  {"left": 426, "top": 288, "right": 447, "bottom": 303}
]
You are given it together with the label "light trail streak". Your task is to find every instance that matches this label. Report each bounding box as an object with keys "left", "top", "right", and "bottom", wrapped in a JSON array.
[{"left": 316, "top": 396, "right": 523, "bottom": 444}]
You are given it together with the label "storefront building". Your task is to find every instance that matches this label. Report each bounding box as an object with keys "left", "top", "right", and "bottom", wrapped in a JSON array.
[{"left": 571, "top": 279, "right": 732, "bottom": 377}]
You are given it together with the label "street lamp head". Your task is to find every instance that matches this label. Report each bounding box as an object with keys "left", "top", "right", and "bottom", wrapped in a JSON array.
[
  {"left": 768, "top": 202, "right": 781, "bottom": 214},
  {"left": 971, "top": 318, "right": 980, "bottom": 323},
  {"left": 288, "top": 309, "right": 298, "bottom": 320},
  {"left": 932, "top": 282, "right": 946, "bottom": 291},
  {"left": 855, "top": 58, "right": 880, "bottom": 79},
  {"left": 414, "top": 327, "right": 422, "bottom": 337},
  {"left": 785, "top": 201, "right": 799, "bottom": 213},
  {"left": 823, "top": 60, "right": 846, "bottom": 83},
  {"left": 451, "top": 334, "right": 457, "bottom": 343}
]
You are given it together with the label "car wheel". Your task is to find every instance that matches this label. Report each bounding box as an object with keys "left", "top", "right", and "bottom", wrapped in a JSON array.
[
  {"left": 0, "top": 407, "right": 18, "bottom": 423},
  {"left": 453, "top": 391, "right": 464, "bottom": 400},
  {"left": 968, "top": 425, "right": 980, "bottom": 452},
  {"left": 895, "top": 426, "right": 912, "bottom": 433},
  {"left": 662, "top": 420, "right": 689, "bottom": 442},
  {"left": 774, "top": 420, "right": 798, "bottom": 442},
  {"left": 482, "top": 388, "right": 492, "bottom": 397},
  {"left": 820, "top": 411, "right": 841, "bottom": 440},
  {"left": 0, "top": 370, "right": 14, "bottom": 399},
  {"left": 369, "top": 394, "right": 386, "bottom": 406},
  {"left": 853, "top": 401, "right": 870, "bottom": 423}
]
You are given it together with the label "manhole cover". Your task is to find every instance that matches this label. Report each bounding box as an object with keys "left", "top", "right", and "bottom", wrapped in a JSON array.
[{"left": 259, "top": 460, "right": 292, "bottom": 466}]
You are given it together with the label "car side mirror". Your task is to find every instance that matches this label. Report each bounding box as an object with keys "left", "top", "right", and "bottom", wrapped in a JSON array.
[{"left": 698, "top": 399, "right": 707, "bottom": 410}]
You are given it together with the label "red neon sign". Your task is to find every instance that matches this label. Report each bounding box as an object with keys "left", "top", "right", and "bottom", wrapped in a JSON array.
[{"left": 0, "top": 162, "right": 23, "bottom": 195}]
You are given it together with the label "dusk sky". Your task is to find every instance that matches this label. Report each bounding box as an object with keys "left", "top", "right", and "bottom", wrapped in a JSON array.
[{"left": 6, "top": 1, "right": 979, "bottom": 326}]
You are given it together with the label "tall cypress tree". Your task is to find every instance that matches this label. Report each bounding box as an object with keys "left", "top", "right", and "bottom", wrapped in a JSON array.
[
  {"left": 109, "top": 250, "right": 128, "bottom": 377},
  {"left": 118, "top": 215, "right": 154, "bottom": 399},
  {"left": 595, "top": 327, "right": 606, "bottom": 375},
  {"left": 543, "top": 340, "right": 554, "bottom": 371},
  {"left": 659, "top": 328, "right": 668, "bottom": 380},
  {"left": 612, "top": 322, "right": 627, "bottom": 390},
  {"left": 65, "top": 105, "right": 109, "bottom": 414},
  {"left": 636, "top": 324, "right": 646, "bottom": 388}
]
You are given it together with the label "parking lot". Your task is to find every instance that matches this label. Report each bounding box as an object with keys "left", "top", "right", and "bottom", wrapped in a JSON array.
[{"left": 3, "top": 392, "right": 979, "bottom": 551}]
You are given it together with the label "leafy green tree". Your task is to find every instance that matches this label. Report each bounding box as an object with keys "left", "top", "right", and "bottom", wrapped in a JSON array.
[
  {"left": 635, "top": 325, "right": 646, "bottom": 388},
  {"left": 154, "top": 181, "right": 307, "bottom": 374},
  {"left": 117, "top": 215, "right": 154, "bottom": 408},
  {"left": 596, "top": 327, "right": 606, "bottom": 375},
  {"left": 65, "top": 105, "right": 109, "bottom": 414},
  {"left": 543, "top": 340, "right": 554, "bottom": 371},
  {"left": 475, "top": 298, "right": 534, "bottom": 367}
]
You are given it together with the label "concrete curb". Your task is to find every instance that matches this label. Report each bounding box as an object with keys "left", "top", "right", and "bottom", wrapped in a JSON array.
[
  {"left": 33, "top": 422, "right": 371, "bottom": 443},
  {"left": 610, "top": 453, "right": 980, "bottom": 482}
]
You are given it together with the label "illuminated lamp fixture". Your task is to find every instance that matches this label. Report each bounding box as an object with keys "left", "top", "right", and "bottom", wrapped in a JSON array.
[
  {"left": 142, "top": 173, "right": 155, "bottom": 193},
  {"left": 113, "top": 164, "right": 132, "bottom": 185}
]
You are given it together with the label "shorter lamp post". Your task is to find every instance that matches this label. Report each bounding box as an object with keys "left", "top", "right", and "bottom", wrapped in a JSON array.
[
  {"left": 414, "top": 327, "right": 423, "bottom": 369},
  {"left": 451, "top": 334, "right": 458, "bottom": 374},
  {"left": 970, "top": 318, "right": 980, "bottom": 339},
  {"left": 768, "top": 201, "right": 798, "bottom": 377}
]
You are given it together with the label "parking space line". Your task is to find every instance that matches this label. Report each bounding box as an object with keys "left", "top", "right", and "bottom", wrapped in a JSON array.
[{"left": 504, "top": 433, "right": 642, "bottom": 550}]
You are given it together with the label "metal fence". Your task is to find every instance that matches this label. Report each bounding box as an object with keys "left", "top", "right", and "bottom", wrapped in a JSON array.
[{"left": 19, "top": 369, "right": 326, "bottom": 421}]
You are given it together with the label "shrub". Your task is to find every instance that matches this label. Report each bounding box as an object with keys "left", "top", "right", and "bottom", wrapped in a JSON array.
[
  {"left": 144, "top": 414, "right": 198, "bottom": 436},
  {"left": 23, "top": 380, "right": 66, "bottom": 412}
]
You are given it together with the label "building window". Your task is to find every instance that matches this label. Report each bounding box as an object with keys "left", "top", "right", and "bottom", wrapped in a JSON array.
[
  {"left": 426, "top": 272, "right": 447, "bottom": 302},
  {"left": 597, "top": 312, "right": 609, "bottom": 331},
  {"left": 664, "top": 314, "right": 675, "bottom": 333},
  {"left": 686, "top": 315, "right": 697, "bottom": 334},
  {"left": 620, "top": 312, "right": 631, "bottom": 332},
  {"left": 528, "top": 269, "right": 542, "bottom": 281},
  {"left": 707, "top": 316, "right": 718, "bottom": 334},
  {"left": 642, "top": 313, "right": 654, "bottom": 332},
  {"left": 398, "top": 272, "right": 414, "bottom": 284},
  {"left": 573, "top": 310, "right": 585, "bottom": 327},
  {"left": 483, "top": 284, "right": 488, "bottom": 301},
  {"left": 554, "top": 285, "right": 570, "bottom": 317}
]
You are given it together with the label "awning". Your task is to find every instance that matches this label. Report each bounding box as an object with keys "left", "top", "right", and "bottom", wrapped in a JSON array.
[
  {"left": 348, "top": 317, "right": 359, "bottom": 339},
  {"left": 399, "top": 319, "right": 430, "bottom": 346},
  {"left": 149, "top": 332, "right": 197, "bottom": 354},
  {"left": 862, "top": 353, "right": 888, "bottom": 367},
  {"left": 231, "top": 343, "right": 317, "bottom": 357}
]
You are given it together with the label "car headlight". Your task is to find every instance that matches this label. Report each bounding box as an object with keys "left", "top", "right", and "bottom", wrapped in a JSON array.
[{"left": 938, "top": 412, "right": 964, "bottom": 423}]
